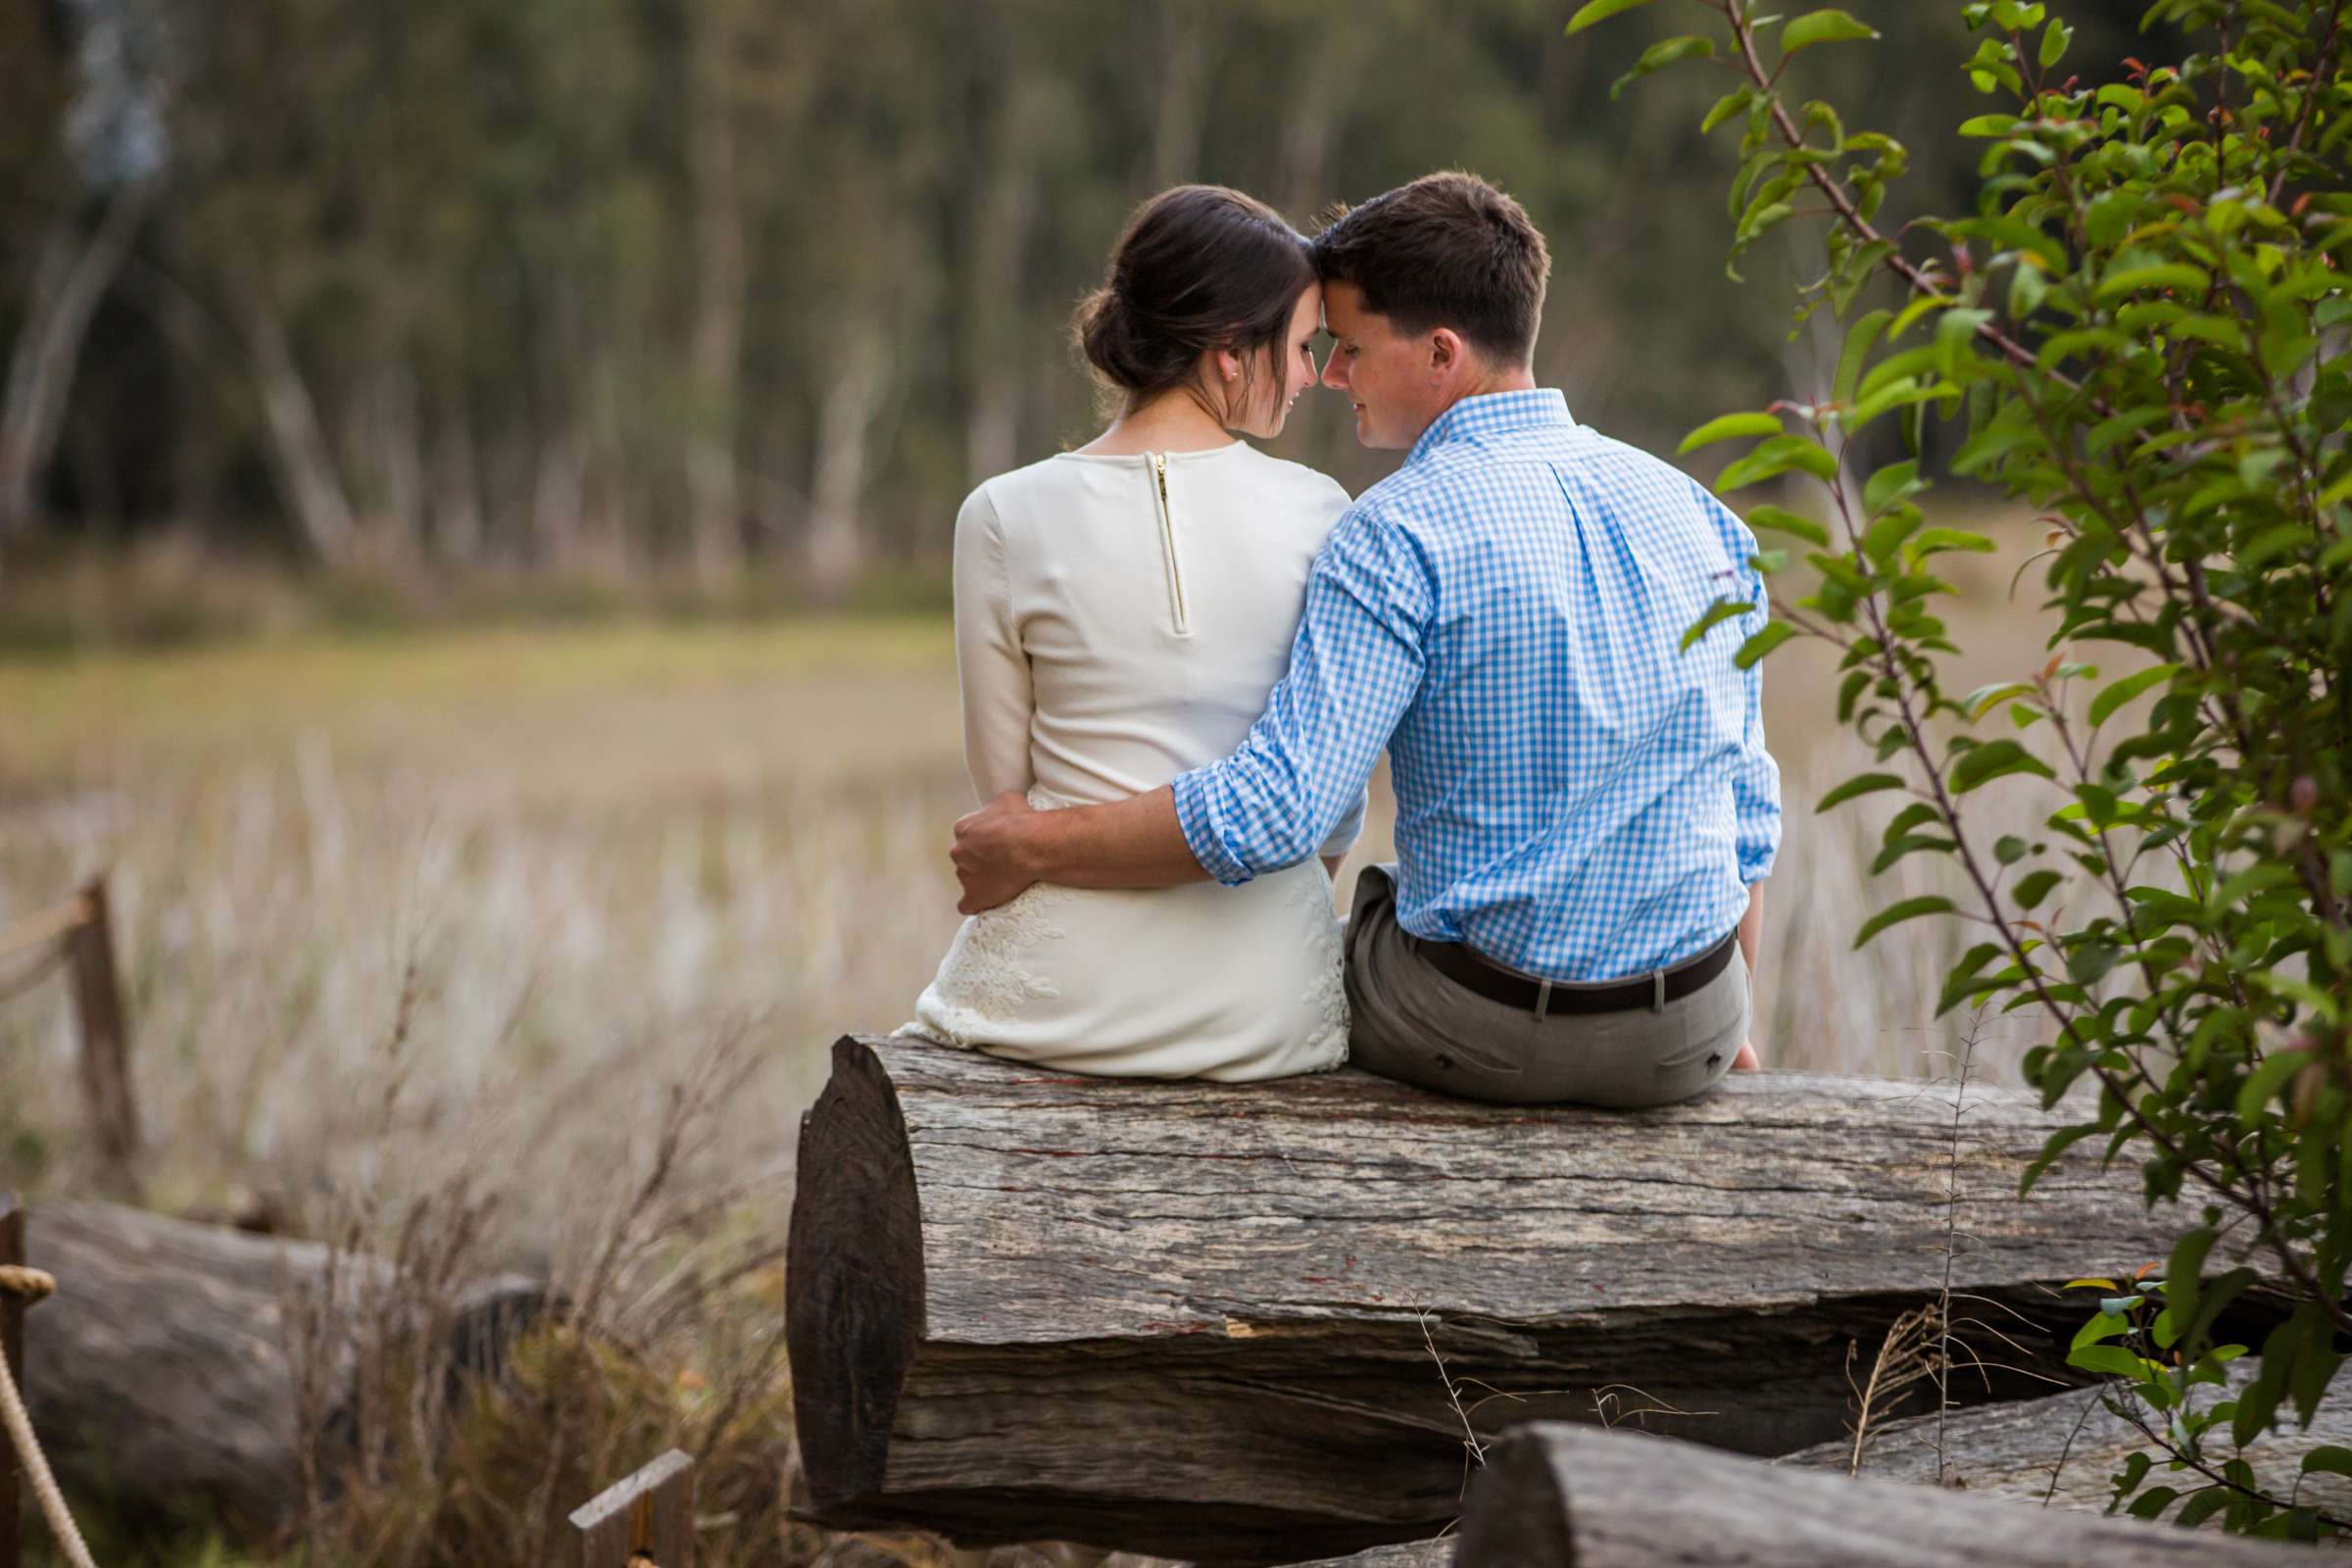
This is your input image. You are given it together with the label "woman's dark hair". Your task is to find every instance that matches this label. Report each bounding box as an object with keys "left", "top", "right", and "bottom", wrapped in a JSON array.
[
  {"left": 1073, "top": 185, "right": 1316, "bottom": 416},
  {"left": 1312, "top": 171, "right": 1550, "bottom": 367}
]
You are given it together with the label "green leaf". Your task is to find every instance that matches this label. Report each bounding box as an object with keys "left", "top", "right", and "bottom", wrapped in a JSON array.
[
  {"left": 1782, "top": 9, "right": 1880, "bottom": 55},
  {"left": 1744, "top": 505, "right": 1831, "bottom": 547},
  {"left": 1700, "top": 87, "right": 1756, "bottom": 134},
  {"left": 1835, "top": 311, "right": 1891, "bottom": 405},
  {"left": 1735, "top": 620, "right": 1796, "bottom": 669},
  {"left": 2087, "top": 663, "right": 2177, "bottom": 728},
  {"left": 1853, "top": 896, "right": 1956, "bottom": 950},
  {"left": 1680, "top": 597, "right": 1751, "bottom": 652},
  {"left": 1910, "top": 527, "right": 1995, "bottom": 558},
  {"left": 2070, "top": 1343, "right": 2163, "bottom": 1379},
  {"left": 1816, "top": 773, "right": 1907, "bottom": 811},
  {"left": 2237, "top": 1049, "right": 2314, "bottom": 1125},
  {"left": 1862, "top": 460, "right": 1922, "bottom": 515},
  {"left": 2011, "top": 868, "right": 2063, "bottom": 908},
  {"left": 1950, "top": 739, "right": 2057, "bottom": 792},
  {"left": 2094, "top": 263, "right": 2213, "bottom": 303},
  {"left": 2165, "top": 1227, "right": 2218, "bottom": 1347},
  {"left": 1715, "top": 434, "right": 1839, "bottom": 491},
  {"left": 2073, "top": 1311, "right": 2132, "bottom": 1350},
  {"left": 2037, "top": 18, "right": 2071, "bottom": 68},
  {"left": 2300, "top": 1446, "right": 2352, "bottom": 1479},
  {"left": 1679, "top": 412, "right": 1785, "bottom": 454},
  {"left": 1566, "top": 0, "right": 1658, "bottom": 31},
  {"left": 1612, "top": 34, "right": 1714, "bottom": 99}
]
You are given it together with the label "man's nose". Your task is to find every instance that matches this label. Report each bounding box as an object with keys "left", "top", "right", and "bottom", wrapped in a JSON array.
[{"left": 1320, "top": 356, "right": 1347, "bottom": 391}]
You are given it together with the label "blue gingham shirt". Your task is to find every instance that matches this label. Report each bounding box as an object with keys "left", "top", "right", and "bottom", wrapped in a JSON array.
[{"left": 1171, "top": 389, "right": 1781, "bottom": 983}]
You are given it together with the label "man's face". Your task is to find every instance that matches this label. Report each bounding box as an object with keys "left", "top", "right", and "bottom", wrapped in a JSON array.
[{"left": 1318, "top": 281, "right": 1442, "bottom": 451}]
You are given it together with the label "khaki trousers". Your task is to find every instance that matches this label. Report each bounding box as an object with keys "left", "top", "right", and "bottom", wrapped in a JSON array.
[{"left": 1343, "top": 864, "right": 1747, "bottom": 1107}]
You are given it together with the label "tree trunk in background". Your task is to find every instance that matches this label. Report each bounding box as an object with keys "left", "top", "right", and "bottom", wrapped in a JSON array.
[
  {"left": 0, "top": 175, "right": 160, "bottom": 565},
  {"left": 355, "top": 356, "right": 424, "bottom": 564},
  {"left": 963, "top": 68, "right": 1048, "bottom": 492},
  {"left": 1274, "top": 16, "right": 1362, "bottom": 225},
  {"left": 1148, "top": 0, "right": 1212, "bottom": 188},
  {"left": 428, "top": 410, "right": 483, "bottom": 564},
  {"left": 532, "top": 431, "right": 587, "bottom": 574},
  {"left": 803, "top": 327, "right": 887, "bottom": 604},
  {"left": 231, "top": 277, "right": 360, "bottom": 570},
  {"left": 685, "top": 0, "right": 747, "bottom": 584}
]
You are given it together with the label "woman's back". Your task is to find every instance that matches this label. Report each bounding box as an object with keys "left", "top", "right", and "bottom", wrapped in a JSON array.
[
  {"left": 904, "top": 441, "right": 1361, "bottom": 1081},
  {"left": 958, "top": 443, "right": 1350, "bottom": 805}
]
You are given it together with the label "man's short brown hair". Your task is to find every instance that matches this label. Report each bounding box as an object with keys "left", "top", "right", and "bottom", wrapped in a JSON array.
[{"left": 1311, "top": 172, "right": 1550, "bottom": 367}]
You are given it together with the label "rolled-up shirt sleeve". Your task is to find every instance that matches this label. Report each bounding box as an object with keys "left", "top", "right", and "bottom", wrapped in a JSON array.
[{"left": 1173, "top": 509, "right": 1432, "bottom": 884}]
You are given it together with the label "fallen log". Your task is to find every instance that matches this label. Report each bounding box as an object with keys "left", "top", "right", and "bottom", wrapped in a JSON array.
[
  {"left": 1782, "top": 1359, "right": 2352, "bottom": 1520},
  {"left": 1452, "top": 1423, "right": 2319, "bottom": 1566},
  {"left": 1265, "top": 1544, "right": 1451, "bottom": 1567},
  {"left": 22, "top": 1199, "right": 549, "bottom": 1536},
  {"left": 787, "top": 1036, "right": 2268, "bottom": 1563}
]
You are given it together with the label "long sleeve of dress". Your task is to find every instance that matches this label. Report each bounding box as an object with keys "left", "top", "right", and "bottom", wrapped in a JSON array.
[{"left": 953, "top": 485, "right": 1034, "bottom": 803}]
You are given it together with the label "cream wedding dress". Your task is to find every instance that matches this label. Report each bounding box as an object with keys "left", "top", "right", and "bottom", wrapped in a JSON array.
[{"left": 901, "top": 441, "right": 1362, "bottom": 1080}]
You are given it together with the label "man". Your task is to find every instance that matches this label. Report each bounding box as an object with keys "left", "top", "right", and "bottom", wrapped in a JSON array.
[{"left": 952, "top": 171, "right": 1780, "bottom": 1107}]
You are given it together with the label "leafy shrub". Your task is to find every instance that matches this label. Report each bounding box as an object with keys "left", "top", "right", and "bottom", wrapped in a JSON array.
[{"left": 1578, "top": 0, "right": 2352, "bottom": 1538}]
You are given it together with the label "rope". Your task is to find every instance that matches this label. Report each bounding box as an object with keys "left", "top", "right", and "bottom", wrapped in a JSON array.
[{"left": 0, "top": 1270, "right": 102, "bottom": 1568}]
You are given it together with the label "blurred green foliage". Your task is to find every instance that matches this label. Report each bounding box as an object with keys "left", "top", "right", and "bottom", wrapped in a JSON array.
[
  {"left": 1593, "top": 0, "right": 2351, "bottom": 1537},
  {"left": 0, "top": 0, "right": 2158, "bottom": 598}
]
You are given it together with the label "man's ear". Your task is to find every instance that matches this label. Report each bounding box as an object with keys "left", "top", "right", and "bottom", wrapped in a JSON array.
[{"left": 1427, "top": 327, "right": 1465, "bottom": 382}]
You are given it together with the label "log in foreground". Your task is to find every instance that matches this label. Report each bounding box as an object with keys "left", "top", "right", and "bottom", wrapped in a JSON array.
[
  {"left": 24, "top": 1200, "right": 549, "bottom": 1535},
  {"left": 1782, "top": 1360, "right": 2352, "bottom": 1520},
  {"left": 1452, "top": 1423, "right": 2318, "bottom": 1566},
  {"left": 788, "top": 1036, "right": 2265, "bottom": 1562}
]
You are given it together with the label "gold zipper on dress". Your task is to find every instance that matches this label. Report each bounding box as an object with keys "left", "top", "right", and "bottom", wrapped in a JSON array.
[{"left": 1150, "top": 451, "right": 1193, "bottom": 637}]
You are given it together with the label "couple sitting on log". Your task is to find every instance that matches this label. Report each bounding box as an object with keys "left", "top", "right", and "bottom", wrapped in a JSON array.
[{"left": 901, "top": 172, "right": 1780, "bottom": 1108}]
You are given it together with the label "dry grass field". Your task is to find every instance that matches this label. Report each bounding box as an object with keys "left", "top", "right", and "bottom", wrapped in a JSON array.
[
  {"left": 0, "top": 552, "right": 2073, "bottom": 1229},
  {"left": 0, "top": 531, "right": 2077, "bottom": 1560}
]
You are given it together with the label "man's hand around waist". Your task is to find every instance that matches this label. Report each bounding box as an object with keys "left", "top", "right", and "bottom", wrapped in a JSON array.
[
  {"left": 950, "top": 784, "right": 1211, "bottom": 914},
  {"left": 952, "top": 791, "right": 1042, "bottom": 914}
]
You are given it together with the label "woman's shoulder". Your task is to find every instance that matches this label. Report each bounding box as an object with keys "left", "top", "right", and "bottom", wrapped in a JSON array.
[{"left": 1228, "top": 447, "right": 1352, "bottom": 526}]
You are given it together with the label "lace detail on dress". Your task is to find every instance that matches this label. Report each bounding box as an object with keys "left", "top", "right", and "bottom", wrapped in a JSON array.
[
  {"left": 899, "top": 789, "right": 1075, "bottom": 1048},
  {"left": 1288, "top": 865, "right": 1350, "bottom": 1068}
]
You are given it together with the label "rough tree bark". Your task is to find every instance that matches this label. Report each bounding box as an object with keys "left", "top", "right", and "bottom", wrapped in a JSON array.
[
  {"left": 1782, "top": 1360, "right": 2352, "bottom": 1519},
  {"left": 1450, "top": 1423, "right": 2320, "bottom": 1566},
  {"left": 21, "top": 1200, "right": 547, "bottom": 1536},
  {"left": 787, "top": 1036, "right": 2267, "bottom": 1564}
]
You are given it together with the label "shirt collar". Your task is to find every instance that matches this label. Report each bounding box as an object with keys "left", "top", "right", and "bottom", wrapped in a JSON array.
[{"left": 1405, "top": 388, "right": 1575, "bottom": 467}]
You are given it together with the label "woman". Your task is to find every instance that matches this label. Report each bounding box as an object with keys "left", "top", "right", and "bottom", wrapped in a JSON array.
[{"left": 902, "top": 185, "right": 1363, "bottom": 1080}]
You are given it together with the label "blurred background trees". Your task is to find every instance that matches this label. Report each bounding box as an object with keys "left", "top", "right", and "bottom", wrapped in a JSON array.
[{"left": 0, "top": 0, "right": 2165, "bottom": 608}]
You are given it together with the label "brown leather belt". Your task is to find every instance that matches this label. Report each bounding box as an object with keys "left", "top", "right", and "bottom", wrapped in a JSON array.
[{"left": 1410, "top": 927, "right": 1740, "bottom": 1018}]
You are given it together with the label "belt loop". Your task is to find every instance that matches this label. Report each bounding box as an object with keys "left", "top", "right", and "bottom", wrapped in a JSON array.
[
  {"left": 1651, "top": 969, "right": 1666, "bottom": 1013},
  {"left": 1535, "top": 979, "right": 1553, "bottom": 1020}
]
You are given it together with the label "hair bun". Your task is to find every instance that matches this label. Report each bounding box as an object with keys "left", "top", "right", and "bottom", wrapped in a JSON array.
[
  {"left": 1076, "top": 285, "right": 1152, "bottom": 390},
  {"left": 1068, "top": 185, "right": 1315, "bottom": 407}
]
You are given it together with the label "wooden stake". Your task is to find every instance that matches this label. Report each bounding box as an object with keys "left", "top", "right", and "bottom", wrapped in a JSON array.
[
  {"left": 65, "top": 878, "right": 139, "bottom": 1201},
  {"left": 569, "top": 1448, "right": 693, "bottom": 1568},
  {"left": 2, "top": 1193, "right": 24, "bottom": 1568}
]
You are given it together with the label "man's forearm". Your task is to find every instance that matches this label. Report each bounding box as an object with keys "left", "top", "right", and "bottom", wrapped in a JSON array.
[
  {"left": 1025, "top": 786, "right": 1209, "bottom": 890},
  {"left": 1739, "top": 880, "right": 1764, "bottom": 976}
]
